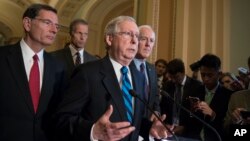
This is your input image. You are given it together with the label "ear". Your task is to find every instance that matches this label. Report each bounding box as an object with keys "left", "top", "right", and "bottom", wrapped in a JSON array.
[
  {"left": 23, "top": 17, "right": 32, "bottom": 32},
  {"left": 105, "top": 35, "right": 113, "bottom": 46}
]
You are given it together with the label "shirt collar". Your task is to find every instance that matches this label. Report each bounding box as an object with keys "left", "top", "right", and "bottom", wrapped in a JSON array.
[
  {"left": 133, "top": 58, "right": 146, "bottom": 71},
  {"left": 20, "top": 39, "right": 44, "bottom": 61},
  {"left": 205, "top": 82, "right": 220, "bottom": 94},
  {"left": 69, "top": 44, "right": 84, "bottom": 57}
]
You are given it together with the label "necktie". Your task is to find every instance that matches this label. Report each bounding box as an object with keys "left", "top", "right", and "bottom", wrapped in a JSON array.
[
  {"left": 29, "top": 54, "right": 40, "bottom": 113},
  {"left": 121, "top": 66, "right": 133, "bottom": 123},
  {"left": 173, "top": 84, "right": 182, "bottom": 125},
  {"left": 75, "top": 52, "right": 81, "bottom": 66},
  {"left": 140, "top": 63, "right": 148, "bottom": 101}
]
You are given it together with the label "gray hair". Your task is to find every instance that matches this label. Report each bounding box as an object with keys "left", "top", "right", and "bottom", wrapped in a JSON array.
[{"left": 104, "top": 16, "right": 136, "bottom": 36}]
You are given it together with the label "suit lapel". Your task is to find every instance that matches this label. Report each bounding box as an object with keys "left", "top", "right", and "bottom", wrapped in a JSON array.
[
  {"left": 37, "top": 52, "right": 55, "bottom": 115},
  {"left": 129, "top": 61, "right": 144, "bottom": 124},
  {"left": 63, "top": 47, "right": 75, "bottom": 70},
  {"left": 146, "top": 62, "right": 154, "bottom": 102},
  {"left": 7, "top": 44, "right": 34, "bottom": 114},
  {"left": 100, "top": 57, "right": 127, "bottom": 121}
]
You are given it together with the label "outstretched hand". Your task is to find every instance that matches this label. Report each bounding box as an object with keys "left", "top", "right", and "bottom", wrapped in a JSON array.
[{"left": 92, "top": 105, "right": 135, "bottom": 141}]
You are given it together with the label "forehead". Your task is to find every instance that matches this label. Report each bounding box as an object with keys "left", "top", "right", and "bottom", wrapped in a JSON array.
[
  {"left": 37, "top": 9, "right": 58, "bottom": 21},
  {"left": 140, "top": 28, "right": 155, "bottom": 37},
  {"left": 117, "top": 21, "right": 138, "bottom": 32},
  {"left": 75, "top": 24, "right": 88, "bottom": 30},
  {"left": 200, "top": 66, "right": 219, "bottom": 74}
]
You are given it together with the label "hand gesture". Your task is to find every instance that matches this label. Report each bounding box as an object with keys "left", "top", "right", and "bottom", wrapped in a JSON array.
[
  {"left": 149, "top": 114, "right": 169, "bottom": 139},
  {"left": 93, "top": 105, "right": 135, "bottom": 141}
]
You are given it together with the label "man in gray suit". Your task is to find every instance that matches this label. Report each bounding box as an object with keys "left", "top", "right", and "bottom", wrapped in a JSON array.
[{"left": 51, "top": 19, "right": 97, "bottom": 79}]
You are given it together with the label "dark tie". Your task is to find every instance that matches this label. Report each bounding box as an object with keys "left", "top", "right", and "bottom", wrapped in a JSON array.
[
  {"left": 173, "top": 84, "right": 182, "bottom": 125},
  {"left": 140, "top": 63, "right": 148, "bottom": 101},
  {"left": 75, "top": 52, "right": 81, "bottom": 66},
  {"left": 121, "top": 66, "right": 133, "bottom": 123},
  {"left": 29, "top": 54, "right": 40, "bottom": 113}
]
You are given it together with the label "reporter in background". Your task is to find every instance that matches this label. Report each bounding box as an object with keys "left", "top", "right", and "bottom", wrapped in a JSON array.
[
  {"left": 155, "top": 59, "right": 168, "bottom": 89},
  {"left": 160, "top": 58, "right": 203, "bottom": 139},
  {"left": 219, "top": 72, "right": 244, "bottom": 92},
  {"left": 224, "top": 89, "right": 250, "bottom": 137},
  {"left": 55, "top": 16, "right": 169, "bottom": 141},
  {"left": 194, "top": 54, "right": 233, "bottom": 141}
]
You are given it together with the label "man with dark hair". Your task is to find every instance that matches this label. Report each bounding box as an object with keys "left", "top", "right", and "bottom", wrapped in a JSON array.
[
  {"left": 0, "top": 4, "right": 66, "bottom": 141},
  {"left": 155, "top": 59, "right": 168, "bottom": 89},
  {"left": 193, "top": 53, "right": 233, "bottom": 141},
  {"left": 51, "top": 19, "right": 97, "bottom": 79},
  {"left": 160, "top": 58, "right": 202, "bottom": 139}
]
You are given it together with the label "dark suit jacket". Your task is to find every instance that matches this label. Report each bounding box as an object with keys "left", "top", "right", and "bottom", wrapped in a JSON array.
[
  {"left": 51, "top": 46, "right": 97, "bottom": 80},
  {"left": 55, "top": 56, "right": 152, "bottom": 141},
  {"left": 130, "top": 61, "right": 160, "bottom": 119},
  {"left": 0, "top": 42, "right": 66, "bottom": 141},
  {"left": 160, "top": 76, "right": 202, "bottom": 124},
  {"left": 160, "top": 76, "right": 203, "bottom": 138},
  {"left": 191, "top": 85, "right": 233, "bottom": 141}
]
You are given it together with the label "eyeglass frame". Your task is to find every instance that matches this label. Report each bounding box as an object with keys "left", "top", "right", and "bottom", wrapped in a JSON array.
[
  {"left": 113, "top": 31, "right": 139, "bottom": 40},
  {"left": 32, "top": 18, "right": 61, "bottom": 30}
]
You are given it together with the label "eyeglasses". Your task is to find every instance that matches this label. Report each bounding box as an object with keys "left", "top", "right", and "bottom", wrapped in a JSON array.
[
  {"left": 32, "top": 18, "right": 61, "bottom": 30},
  {"left": 115, "top": 32, "right": 139, "bottom": 39}
]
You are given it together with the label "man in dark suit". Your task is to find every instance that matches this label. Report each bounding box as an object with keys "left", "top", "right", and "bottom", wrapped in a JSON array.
[
  {"left": 160, "top": 58, "right": 203, "bottom": 139},
  {"left": 192, "top": 54, "right": 233, "bottom": 141},
  {"left": 51, "top": 19, "right": 97, "bottom": 79},
  {"left": 55, "top": 16, "right": 169, "bottom": 141},
  {"left": 0, "top": 4, "right": 66, "bottom": 141},
  {"left": 132, "top": 25, "right": 160, "bottom": 120}
]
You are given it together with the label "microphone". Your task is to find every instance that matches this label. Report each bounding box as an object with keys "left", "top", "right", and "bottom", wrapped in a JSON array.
[
  {"left": 160, "top": 89, "right": 222, "bottom": 141},
  {"left": 129, "top": 90, "right": 179, "bottom": 141}
]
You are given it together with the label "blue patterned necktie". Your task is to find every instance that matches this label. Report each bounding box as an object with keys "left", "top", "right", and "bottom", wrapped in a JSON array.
[{"left": 121, "top": 66, "right": 133, "bottom": 123}]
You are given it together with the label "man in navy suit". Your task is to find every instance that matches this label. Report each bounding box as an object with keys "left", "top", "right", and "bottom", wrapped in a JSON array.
[
  {"left": 55, "top": 16, "right": 169, "bottom": 141},
  {"left": 51, "top": 19, "right": 97, "bottom": 79},
  {"left": 132, "top": 25, "right": 160, "bottom": 119},
  {"left": 0, "top": 4, "right": 66, "bottom": 141}
]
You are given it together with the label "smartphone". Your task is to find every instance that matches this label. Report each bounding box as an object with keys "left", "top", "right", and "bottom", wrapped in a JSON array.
[
  {"left": 188, "top": 96, "right": 200, "bottom": 103},
  {"left": 240, "top": 111, "right": 250, "bottom": 119}
]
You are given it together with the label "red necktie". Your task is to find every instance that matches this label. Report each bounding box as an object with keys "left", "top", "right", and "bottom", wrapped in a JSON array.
[{"left": 29, "top": 54, "right": 40, "bottom": 113}]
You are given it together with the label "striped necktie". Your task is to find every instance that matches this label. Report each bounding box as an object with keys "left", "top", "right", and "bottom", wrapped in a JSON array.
[
  {"left": 75, "top": 52, "right": 81, "bottom": 66},
  {"left": 121, "top": 66, "right": 133, "bottom": 123}
]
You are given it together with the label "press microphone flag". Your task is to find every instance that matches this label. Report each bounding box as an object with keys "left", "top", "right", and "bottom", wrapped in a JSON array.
[
  {"left": 159, "top": 89, "right": 222, "bottom": 141},
  {"left": 129, "top": 90, "right": 179, "bottom": 141}
]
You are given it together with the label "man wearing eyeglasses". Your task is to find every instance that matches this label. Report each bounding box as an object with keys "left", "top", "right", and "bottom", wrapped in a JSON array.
[
  {"left": 0, "top": 4, "right": 66, "bottom": 141},
  {"left": 51, "top": 19, "right": 97, "bottom": 80},
  {"left": 55, "top": 16, "right": 169, "bottom": 141}
]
